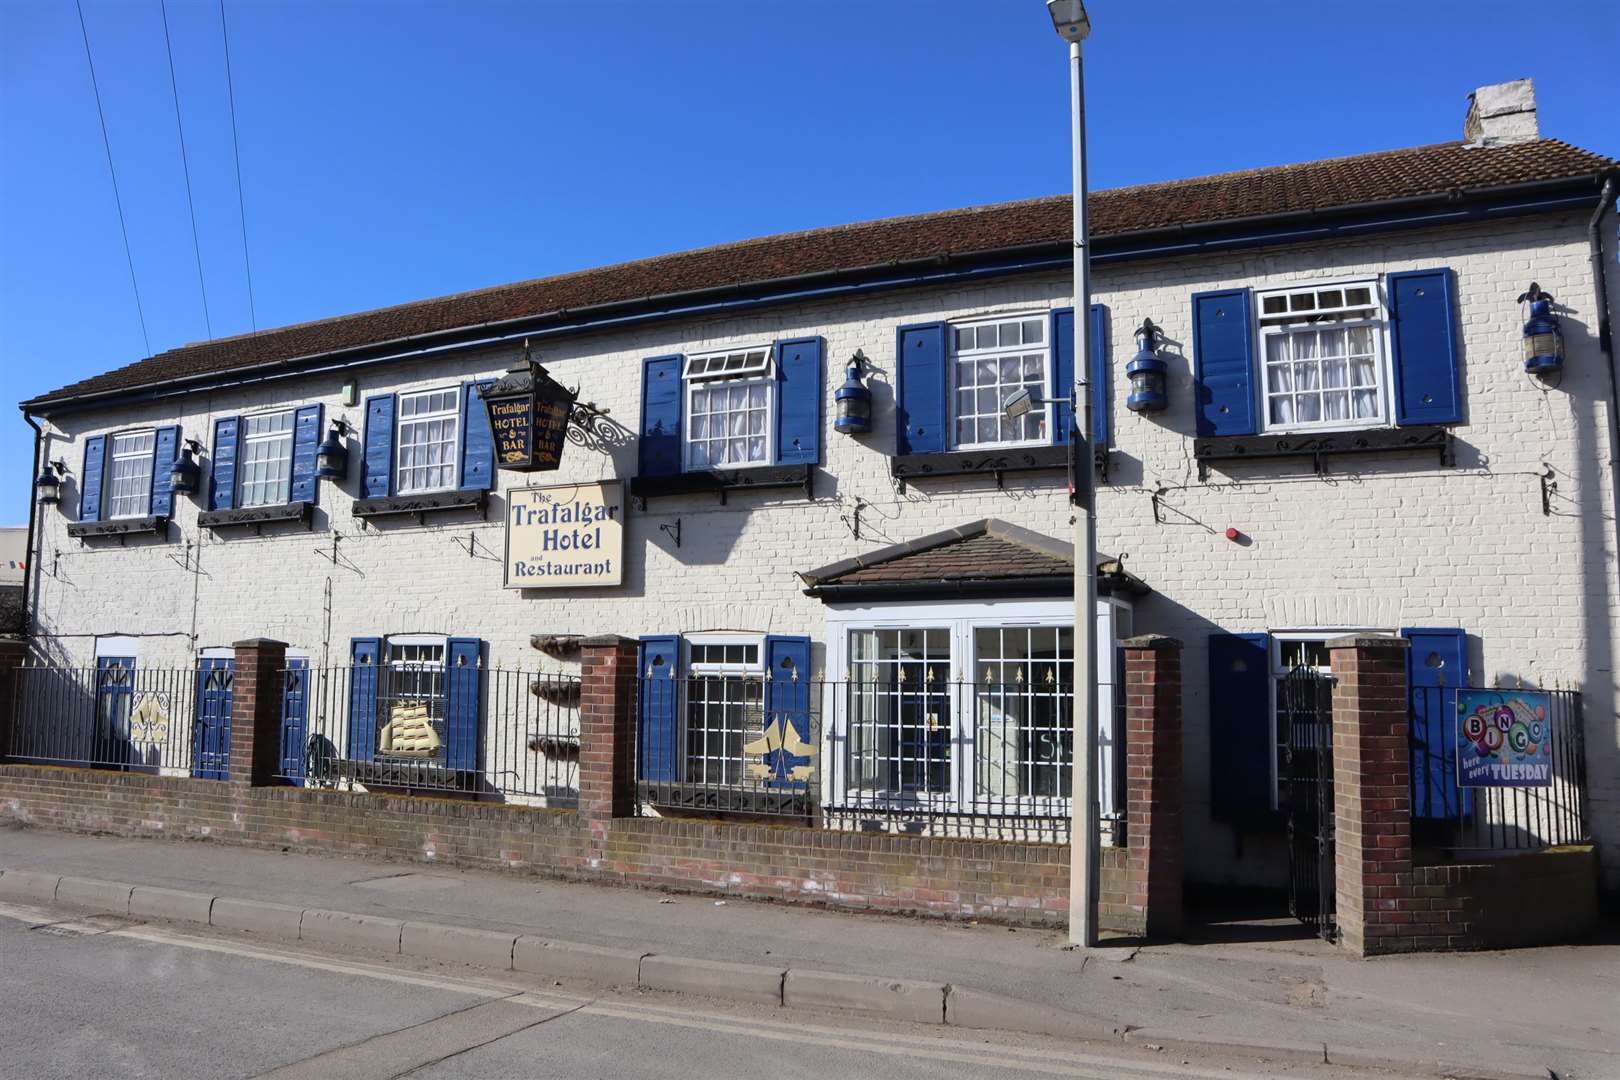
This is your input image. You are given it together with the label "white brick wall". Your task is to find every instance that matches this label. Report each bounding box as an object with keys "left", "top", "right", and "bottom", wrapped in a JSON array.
[{"left": 28, "top": 208, "right": 1620, "bottom": 890}]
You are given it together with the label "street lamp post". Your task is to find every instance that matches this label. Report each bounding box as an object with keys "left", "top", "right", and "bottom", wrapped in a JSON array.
[{"left": 1047, "top": 0, "right": 1099, "bottom": 948}]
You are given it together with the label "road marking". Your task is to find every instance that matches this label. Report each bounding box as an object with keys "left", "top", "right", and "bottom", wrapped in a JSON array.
[{"left": 0, "top": 903, "right": 1333, "bottom": 1080}]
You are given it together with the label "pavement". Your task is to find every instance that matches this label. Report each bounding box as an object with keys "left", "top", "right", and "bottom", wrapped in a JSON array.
[
  {"left": 0, "top": 906, "right": 1375, "bottom": 1080},
  {"left": 2, "top": 822, "right": 1616, "bottom": 1080}
]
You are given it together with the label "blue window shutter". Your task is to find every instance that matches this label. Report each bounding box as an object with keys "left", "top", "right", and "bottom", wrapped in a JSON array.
[
  {"left": 1192, "top": 289, "right": 1257, "bottom": 436},
  {"left": 895, "top": 322, "right": 947, "bottom": 455},
  {"left": 362, "top": 394, "right": 395, "bottom": 498},
  {"left": 444, "top": 637, "right": 483, "bottom": 771},
  {"left": 150, "top": 425, "right": 180, "bottom": 517},
  {"left": 774, "top": 337, "right": 823, "bottom": 466},
  {"left": 209, "top": 417, "right": 241, "bottom": 512},
  {"left": 1051, "top": 308, "right": 1074, "bottom": 444},
  {"left": 347, "top": 637, "right": 381, "bottom": 762},
  {"left": 459, "top": 380, "right": 496, "bottom": 490},
  {"left": 281, "top": 658, "right": 309, "bottom": 784},
  {"left": 1388, "top": 268, "right": 1463, "bottom": 426},
  {"left": 637, "top": 635, "right": 682, "bottom": 782},
  {"left": 1208, "top": 632, "right": 1271, "bottom": 824},
  {"left": 289, "top": 404, "right": 323, "bottom": 504},
  {"left": 763, "top": 635, "right": 813, "bottom": 790},
  {"left": 639, "top": 355, "right": 684, "bottom": 476},
  {"left": 1402, "top": 627, "right": 1470, "bottom": 820},
  {"left": 1090, "top": 303, "right": 1111, "bottom": 447},
  {"left": 79, "top": 436, "right": 107, "bottom": 522}
]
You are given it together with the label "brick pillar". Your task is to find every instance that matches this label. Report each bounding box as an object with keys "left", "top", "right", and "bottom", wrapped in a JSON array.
[
  {"left": 1121, "top": 634, "right": 1184, "bottom": 938},
  {"left": 230, "top": 638, "right": 288, "bottom": 787},
  {"left": 578, "top": 636, "right": 639, "bottom": 854},
  {"left": 1328, "top": 634, "right": 1414, "bottom": 957},
  {"left": 0, "top": 639, "right": 27, "bottom": 762}
]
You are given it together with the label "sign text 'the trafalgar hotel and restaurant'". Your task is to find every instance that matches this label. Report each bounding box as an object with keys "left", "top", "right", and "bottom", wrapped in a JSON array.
[{"left": 504, "top": 482, "right": 625, "bottom": 589}]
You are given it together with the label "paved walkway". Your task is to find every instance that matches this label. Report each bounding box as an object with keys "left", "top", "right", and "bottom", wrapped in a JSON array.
[{"left": 2, "top": 823, "right": 1615, "bottom": 1079}]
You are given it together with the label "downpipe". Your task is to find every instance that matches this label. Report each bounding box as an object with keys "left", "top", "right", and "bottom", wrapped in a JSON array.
[
  {"left": 1589, "top": 176, "right": 1619, "bottom": 601},
  {"left": 18, "top": 412, "right": 42, "bottom": 644}
]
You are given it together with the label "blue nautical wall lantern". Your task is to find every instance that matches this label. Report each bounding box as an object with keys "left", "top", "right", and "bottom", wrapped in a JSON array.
[
  {"left": 834, "top": 349, "right": 873, "bottom": 435},
  {"left": 168, "top": 439, "right": 203, "bottom": 496},
  {"left": 1126, "top": 318, "right": 1169, "bottom": 414},
  {"left": 315, "top": 419, "right": 351, "bottom": 480},
  {"left": 1517, "top": 283, "right": 1564, "bottom": 375}
]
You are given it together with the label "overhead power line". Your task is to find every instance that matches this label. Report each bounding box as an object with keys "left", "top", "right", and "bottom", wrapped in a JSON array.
[
  {"left": 74, "top": 0, "right": 152, "bottom": 357},
  {"left": 218, "top": 0, "right": 256, "bottom": 331},
  {"left": 160, "top": 0, "right": 213, "bottom": 339}
]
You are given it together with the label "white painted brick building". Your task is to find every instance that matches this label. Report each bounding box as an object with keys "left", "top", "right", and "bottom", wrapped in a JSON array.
[{"left": 17, "top": 84, "right": 1620, "bottom": 895}]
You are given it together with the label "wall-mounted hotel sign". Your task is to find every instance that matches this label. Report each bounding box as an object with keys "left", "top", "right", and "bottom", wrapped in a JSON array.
[
  {"left": 505, "top": 481, "right": 624, "bottom": 589},
  {"left": 479, "top": 356, "right": 577, "bottom": 473}
]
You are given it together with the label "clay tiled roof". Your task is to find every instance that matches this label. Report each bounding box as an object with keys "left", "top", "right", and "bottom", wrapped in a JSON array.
[
  {"left": 800, "top": 519, "right": 1147, "bottom": 598},
  {"left": 26, "top": 138, "right": 1615, "bottom": 409},
  {"left": 834, "top": 531, "right": 1071, "bottom": 585}
]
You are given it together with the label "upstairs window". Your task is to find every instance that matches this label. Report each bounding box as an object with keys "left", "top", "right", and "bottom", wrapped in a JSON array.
[
  {"left": 683, "top": 347, "right": 774, "bottom": 470},
  {"left": 396, "top": 388, "right": 460, "bottom": 495},
  {"left": 106, "top": 430, "right": 156, "bottom": 519},
  {"left": 952, "top": 315, "right": 1049, "bottom": 448},
  {"left": 1258, "top": 282, "right": 1385, "bottom": 431},
  {"left": 238, "top": 410, "right": 295, "bottom": 508}
]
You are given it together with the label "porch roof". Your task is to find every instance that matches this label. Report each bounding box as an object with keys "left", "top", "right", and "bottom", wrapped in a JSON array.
[{"left": 799, "top": 518, "right": 1148, "bottom": 602}]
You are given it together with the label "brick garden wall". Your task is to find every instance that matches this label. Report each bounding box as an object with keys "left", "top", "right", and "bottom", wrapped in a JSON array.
[{"left": 0, "top": 764, "right": 1079, "bottom": 926}]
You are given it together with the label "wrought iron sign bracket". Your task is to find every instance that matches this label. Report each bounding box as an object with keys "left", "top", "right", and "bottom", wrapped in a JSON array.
[
  {"left": 659, "top": 518, "right": 681, "bottom": 548},
  {"left": 1540, "top": 463, "right": 1557, "bottom": 516}
]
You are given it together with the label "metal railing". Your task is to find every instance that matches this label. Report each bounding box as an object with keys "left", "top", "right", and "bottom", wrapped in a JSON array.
[
  {"left": 281, "top": 665, "right": 580, "bottom": 803},
  {"left": 634, "top": 677, "right": 1092, "bottom": 833},
  {"left": 7, "top": 662, "right": 220, "bottom": 777},
  {"left": 1410, "top": 685, "right": 1587, "bottom": 851}
]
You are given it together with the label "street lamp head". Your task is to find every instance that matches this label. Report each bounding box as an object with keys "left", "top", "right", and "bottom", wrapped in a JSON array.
[
  {"left": 1046, "top": 0, "right": 1090, "bottom": 42},
  {"left": 1002, "top": 387, "right": 1037, "bottom": 419}
]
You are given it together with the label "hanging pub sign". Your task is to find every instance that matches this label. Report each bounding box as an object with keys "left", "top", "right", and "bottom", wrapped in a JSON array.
[
  {"left": 1456, "top": 688, "right": 1553, "bottom": 787},
  {"left": 504, "top": 481, "right": 624, "bottom": 589},
  {"left": 479, "top": 354, "right": 577, "bottom": 473}
]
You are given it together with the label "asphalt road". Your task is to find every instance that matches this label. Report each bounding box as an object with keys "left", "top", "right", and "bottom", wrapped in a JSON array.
[{"left": 0, "top": 900, "right": 1407, "bottom": 1080}]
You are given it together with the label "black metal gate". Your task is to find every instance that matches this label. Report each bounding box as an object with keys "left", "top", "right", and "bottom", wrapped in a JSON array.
[{"left": 1281, "top": 666, "right": 1336, "bottom": 941}]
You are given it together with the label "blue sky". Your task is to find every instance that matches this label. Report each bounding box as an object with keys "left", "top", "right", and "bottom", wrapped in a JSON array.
[{"left": 2, "top": 0, "right": 1616, "bottom": 524}]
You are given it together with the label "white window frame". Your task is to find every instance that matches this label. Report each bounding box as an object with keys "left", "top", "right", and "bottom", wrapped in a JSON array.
[
  {"left": 1254, "top": 277, "right": 1391, "bottom": 436},
  {"left": 682, "top": 345, "right": 776, "bottom": 472},
  {"left": 679, "top": 632, "right": 766, "bottom": 786},
  {"left": 237, "top": 409, "right": 296, "bottom": 509},
  {"left": 949, "top": 312, "right": 1052, "bottom": 452},
  {"left": 822, "top": 598, "right": 1132, "bottom": 818},
  {"left": 1266, "top": 628, "right": 1385, "bottom": 808},
  {"left": 395, "top": 387, "right": 461, "bottom": 495},
  {"left": 105, "top": 429, "right": 156, "bottom": 520}
]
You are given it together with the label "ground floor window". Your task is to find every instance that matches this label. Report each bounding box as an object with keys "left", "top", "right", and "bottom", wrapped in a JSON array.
[
  {"left": 826, "top": 599, "right": 1130, "bottom": 818},
  {"left": 1269, "top": 631, "right": 1378, "bottom": 807},
  {"left": 684, "top": 636, "right": 763, "bottom": 785},
  {"left": 379, "top": 637, "right": 447, "bottom": 762}
]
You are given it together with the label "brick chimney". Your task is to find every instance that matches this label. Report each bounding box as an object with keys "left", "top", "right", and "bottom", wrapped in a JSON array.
[{"left": 1464, "top": 79, "right": 1539, "bottom": 147}]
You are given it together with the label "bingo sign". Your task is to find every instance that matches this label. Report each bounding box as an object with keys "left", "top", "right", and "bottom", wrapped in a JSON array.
[
  {"left": 504, "top": 481, "right": 624, "bottom": 589},
  {"left": 1456, "top": 689, "right": 1553, "bottom": 787}
]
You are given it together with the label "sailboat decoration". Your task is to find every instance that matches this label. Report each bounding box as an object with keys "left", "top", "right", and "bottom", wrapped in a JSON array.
[
  {"left": 379, "top": 702, "right": 442, "bottom": 759},
  {"left": 743, "top": 712, "right": 816, "bottom": 787}
]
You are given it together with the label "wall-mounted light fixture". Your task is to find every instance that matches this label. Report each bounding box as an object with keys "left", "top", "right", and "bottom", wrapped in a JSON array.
[
  {"left": 169, "top": 439, "right": 203, "bottom": 496},
  {"left": 35, "top": 459, "right": 67, "bottom": 506},
  {"left": 1126, "top": 318, "right": 1168, "bottom": 413},
  {"left": 834, "top": 349, "right": 873, "bottom": 435},
  {"left": 1518, "top": 283, "right": 1564, "bottom": 375},
  {"left": 316, "top": 418, "right": 352, "bottom": 480}
]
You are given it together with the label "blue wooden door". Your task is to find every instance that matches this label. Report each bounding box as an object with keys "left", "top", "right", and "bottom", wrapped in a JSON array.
[
  {"left": 280, "top": 659, "right": 309, "bottom": 784},
  {"left": 95, "top": 657, "right": 135, "bottom": 767},
  {"left": 193, "top": 658, "right": 235, "bottom": 780}
]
